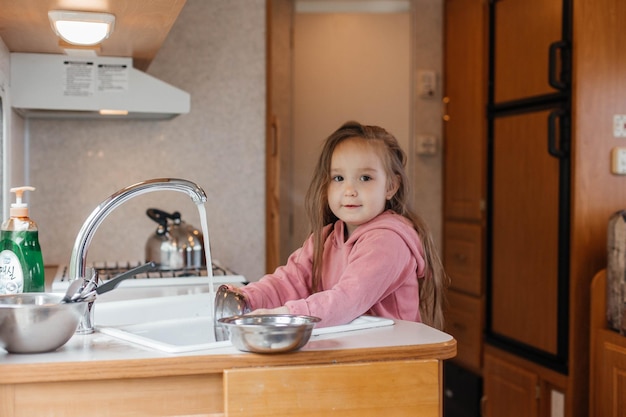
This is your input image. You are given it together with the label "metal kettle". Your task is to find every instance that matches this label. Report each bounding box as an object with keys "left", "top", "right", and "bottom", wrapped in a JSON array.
[{"left": 145, "top": 208, "right": 206, "bottom": 270}]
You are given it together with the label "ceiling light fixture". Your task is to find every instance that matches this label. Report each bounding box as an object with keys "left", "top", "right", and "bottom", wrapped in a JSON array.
[{"left": 48, "top": 10, "right": 115, "bottom": 46}]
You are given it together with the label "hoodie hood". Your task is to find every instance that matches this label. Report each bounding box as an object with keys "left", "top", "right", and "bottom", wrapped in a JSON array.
[{"left": 334, "top": 210, "right": 426, "bottom": 278}]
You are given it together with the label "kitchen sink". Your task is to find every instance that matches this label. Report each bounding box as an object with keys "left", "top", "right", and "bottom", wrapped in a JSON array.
[
  {"left": 97, "top": 292, "right": 213, "bottom": 326},
  {"left": 95, "top": 292, "right": 395, "bottom": 353},
  {"left": 96, "top": 292, "right": 230, "bottom": 352}
]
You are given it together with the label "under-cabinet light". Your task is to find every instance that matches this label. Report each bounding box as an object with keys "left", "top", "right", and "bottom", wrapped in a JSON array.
[
  {"left": 99, "top": 109, "right": 129, "bottom": 116},
  {"left": 48, "top": 11, "right": 115, "bottom": 46}
]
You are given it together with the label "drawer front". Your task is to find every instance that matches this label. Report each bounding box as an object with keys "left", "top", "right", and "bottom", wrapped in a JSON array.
[
  {"left": 444, "top": 222, "right": 483, "bottom": 296},
  {"left": 224, "top": 360, "right": 440, "bottom": 417},
  {"left": 445, "top": 290, "right": 483, "bottom": 372}
]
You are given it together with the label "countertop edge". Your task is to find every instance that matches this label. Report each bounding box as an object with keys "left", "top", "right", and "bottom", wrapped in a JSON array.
[{"left": 1, "top": 340, "right": 456, "bottom": 384}]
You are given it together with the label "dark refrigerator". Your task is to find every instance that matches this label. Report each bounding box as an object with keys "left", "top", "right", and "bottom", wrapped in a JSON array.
[{"left": 486, "top": 0, "right": 572, "bottom": 373}]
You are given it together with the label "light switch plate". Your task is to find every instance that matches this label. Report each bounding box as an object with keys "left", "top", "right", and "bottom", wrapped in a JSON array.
[
  {"left": 614, "top": 115, "right": 626, "bottom": 137},
  {"left": 550, "top": 390, "right": 564, "bottom": 417},
  {"left": 416, "top": 70, "right": 436, "bottom": 98},
  {"left": 416, "top": 134, "right": 437, "bottom": 155},
  {"left": 611, "top": 147, "right": 626, "bottom": 174}
]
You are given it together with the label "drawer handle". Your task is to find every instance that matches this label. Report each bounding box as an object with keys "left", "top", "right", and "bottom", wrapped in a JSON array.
[
  {"left": 453, "top": 253, "right": 468, "bottom": 262},
  {"left": 451, "top": 321, "right": 466, "bottom": 331}
]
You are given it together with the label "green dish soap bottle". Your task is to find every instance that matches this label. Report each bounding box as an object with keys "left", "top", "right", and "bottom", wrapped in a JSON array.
[{"left": 0, "top": 186, "right": 44, "bottom": 294}]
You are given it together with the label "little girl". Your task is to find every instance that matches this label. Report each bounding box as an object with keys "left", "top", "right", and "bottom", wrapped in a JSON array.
[{"left": 239, "top": 121, "right": 447, "bottom": 329}]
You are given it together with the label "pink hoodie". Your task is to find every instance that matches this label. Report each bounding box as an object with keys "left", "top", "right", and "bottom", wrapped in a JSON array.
[{"left": 240, "top": 211, "right": 426, "bottom": 327}]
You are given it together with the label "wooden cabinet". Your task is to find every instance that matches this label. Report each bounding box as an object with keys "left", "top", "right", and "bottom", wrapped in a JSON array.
[
  {"left": 490, "top": 109, "right": 562, "bottom": 357},
  {"left": 443, "top": 0, "right": 486, "bottom": 222},
  {"left": 444, "top": 0, "right": 626, "bottom": 416},
  {"left": 0, "top": 322, "right": 456, "bottom": 417},
  {"left": 0, "top": 359, "right": 445, "bottom": 417},
  {"left": 224, "top": 360, "right": 440, "bottom": 417},
  {"left": 492, "top": 0, "right": 564, "bottom": 103},
  {"left": 444, "top": 222, "right": 483, "bottom": 297},
  {"left": 487, "top": 0, "right": 570, "bottom": 371},
  {"left": 443, "top": 222, "right": 484, "bottom": 372},
  {"left": 445, "top": 290, "right": 483, "bottom": 373},
  {"left": 442, "top": 0, "right": 488, "bottom": 377},
  {"left": 483, "top": 350, "right": 567, "bottom": 417},
  {"left": 483, "top": 353, "right": 540, "bottom": 417},
  {"left": 590, "top": 270, "right": 626, "bottom": 417}
]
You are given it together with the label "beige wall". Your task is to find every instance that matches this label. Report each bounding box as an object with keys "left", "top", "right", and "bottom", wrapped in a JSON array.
[{"left": 289, "top": 0, "right": 443, "bottom": 254}]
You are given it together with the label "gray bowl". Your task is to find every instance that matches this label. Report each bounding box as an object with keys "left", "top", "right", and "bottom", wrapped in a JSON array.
[
  {"left": 0, "top": 293, "right": 88, "bottom": 354},
  {"left": 218, "top": 314, "right": 321, "bottom": 353}
]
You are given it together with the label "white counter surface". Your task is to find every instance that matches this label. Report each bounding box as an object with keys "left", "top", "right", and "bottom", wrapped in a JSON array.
[{"left": 0, "top": 319, "right": 453, "bottom": 365}]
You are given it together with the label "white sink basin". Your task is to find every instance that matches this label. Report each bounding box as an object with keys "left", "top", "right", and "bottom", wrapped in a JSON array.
[
  {"left": 96, "top": 293, "right": 230, "bottom": 352},
  {"left": 95, "top": 293, "right": 395, "bottom": 353},
  {"left": 97, "top": 293, "right": 213, "bottom": 326}
]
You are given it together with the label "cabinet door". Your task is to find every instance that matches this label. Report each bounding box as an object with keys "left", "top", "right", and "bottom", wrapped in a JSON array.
[
  {"left": 483, "top": 354, "right": 539, "bottom": 417},
  {"left": 493, "top": 0, "right": 564, "bottom": 103},
  {"left": 596, "top": 340, "right": 626, "bottom": 417},
  {"left": 443, "top": 0, "right": 487, "bottom": 221},
  {"left": 224, "top": 360, "right": 440, "bottom": 417},
  {"left": 444, "top": 221, "right": 484, "bottom": 296},
  {"left": 490, "top": 110, "right": 560, "bottom": 356},
  {"left": 445, "top": 290, "right": 484, "bottom": 372}
]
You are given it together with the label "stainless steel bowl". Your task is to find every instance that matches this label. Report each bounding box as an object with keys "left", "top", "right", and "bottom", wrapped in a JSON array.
[
  {"left": 0, "top": 293, "right": 88, "bottom": 353},
  {"left": 218, "top": 314, "right": 321, "bottom": 353}
]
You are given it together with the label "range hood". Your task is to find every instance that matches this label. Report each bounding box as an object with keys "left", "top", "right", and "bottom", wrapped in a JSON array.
[{"left": 10, "top": 53, "right": 190, "bottom": 120}]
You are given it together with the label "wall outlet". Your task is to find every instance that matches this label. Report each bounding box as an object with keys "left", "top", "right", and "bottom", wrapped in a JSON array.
[
  {"left": 611, "top": 147, "right": 626, "bottom": 174},
  {"left": 550, "top": 390, "right": 564, "bottom": 417},
  {"left": 416, "top": 70, "right": 436, "bottom": 98},
  {"left": 614, "top": 115, "right": 626, "bottom": 137},
  {"left": 416, "top": 134, "right": 437, "bottom": 155}
]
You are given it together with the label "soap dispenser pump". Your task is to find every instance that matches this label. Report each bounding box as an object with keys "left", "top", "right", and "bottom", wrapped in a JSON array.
[{"left": 0, "top": 186, "right": 44, "bottom": 294}]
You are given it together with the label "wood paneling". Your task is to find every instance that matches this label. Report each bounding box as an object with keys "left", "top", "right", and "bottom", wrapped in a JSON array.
[{"left": 569, "top": 0, "right": 626, "bottom": 414}]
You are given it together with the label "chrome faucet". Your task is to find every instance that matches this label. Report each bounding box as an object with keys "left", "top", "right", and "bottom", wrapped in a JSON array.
[{"left": 69, "top": 178, "right": 208, "bottom": 334}]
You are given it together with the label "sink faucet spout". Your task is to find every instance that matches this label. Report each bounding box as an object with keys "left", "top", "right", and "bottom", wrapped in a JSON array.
[{"left": 68, "top": 178, "right": 208, "bottom": 333}]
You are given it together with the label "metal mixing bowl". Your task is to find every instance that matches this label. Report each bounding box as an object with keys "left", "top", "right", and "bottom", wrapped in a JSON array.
[
  {"left": 218, "top": 314, "right": 321, "bottom": 353},
  {"left": 0, "top": 293, "right": 88, "bottom": 354}
]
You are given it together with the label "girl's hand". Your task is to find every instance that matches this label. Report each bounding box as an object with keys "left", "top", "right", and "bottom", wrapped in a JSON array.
[{"left": 249, "top": 306, "right": 290, "bottom": 315}]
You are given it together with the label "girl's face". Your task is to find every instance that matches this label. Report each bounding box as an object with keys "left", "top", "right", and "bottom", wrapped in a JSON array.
[{"left": 328, "top": 137, "right": 398, "bottom": 236}]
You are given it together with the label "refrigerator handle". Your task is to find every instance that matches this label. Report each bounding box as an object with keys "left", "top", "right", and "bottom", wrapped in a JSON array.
[
  {"left": 549, "top": 41, "right": 568, "bottom": 90},
  {"left": 548, "top": 109, "right": 566, "bottom": 158}
]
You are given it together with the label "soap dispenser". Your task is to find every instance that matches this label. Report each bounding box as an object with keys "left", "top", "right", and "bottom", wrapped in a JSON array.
[{"left": 0, "top": 186, "right": 44, "bottom": 294}]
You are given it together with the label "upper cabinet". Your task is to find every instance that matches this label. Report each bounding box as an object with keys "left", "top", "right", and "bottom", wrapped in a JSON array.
[
  {"left": 492, "top": 0, "right": 566, "bottom": 103},
  {"left": 443, "top": 0, "right": 488, "bottom": 222}
]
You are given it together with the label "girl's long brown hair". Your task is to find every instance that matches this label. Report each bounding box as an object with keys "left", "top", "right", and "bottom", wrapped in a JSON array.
[{"left": 304, "top": 121, "right": 449, "bottom": 330}]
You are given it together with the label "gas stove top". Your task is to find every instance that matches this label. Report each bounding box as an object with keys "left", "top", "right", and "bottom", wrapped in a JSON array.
[{"left": 51, "top": 260, "right": 247, "bottom": 292}]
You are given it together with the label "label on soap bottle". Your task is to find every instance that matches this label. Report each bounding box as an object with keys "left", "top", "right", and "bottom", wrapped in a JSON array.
[{"left": 0, "top": 250, "right": 24, "bottom": 294}]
